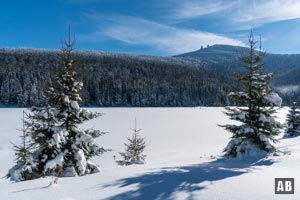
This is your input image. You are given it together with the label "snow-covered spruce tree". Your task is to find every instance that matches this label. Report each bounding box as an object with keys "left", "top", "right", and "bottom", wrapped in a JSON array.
[
  {"left": 7, "top": 111, "right": 37, "bottom": 181},
  {"left": 7, "top": 31, "right": 107, "bottom": 181},
  {"left": 221, "top": 33, "right": 282, "bottom": 157},
  {"left": 284, "top": 102, "right": 300, "bottom": 137},
  {"left": 117, "top": 119, "right": 146, "bottom": 165}
]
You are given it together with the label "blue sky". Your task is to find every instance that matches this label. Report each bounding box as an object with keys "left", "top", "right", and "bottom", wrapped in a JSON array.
[{"left": 0, "top": 0, "right": 300, "bottom": 55}]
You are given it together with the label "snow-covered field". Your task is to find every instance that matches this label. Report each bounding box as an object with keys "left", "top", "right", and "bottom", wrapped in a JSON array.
[{"left": 0, "top": 107, "right": 299, "bottom": 200}]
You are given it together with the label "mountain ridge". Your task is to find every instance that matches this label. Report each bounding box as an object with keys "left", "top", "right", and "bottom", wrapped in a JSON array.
[{"left": 175, "top": 44, "right": 300, "bottom": 86}]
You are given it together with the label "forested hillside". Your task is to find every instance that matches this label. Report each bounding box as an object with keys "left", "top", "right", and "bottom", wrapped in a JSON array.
[
  {"left": 2, "top": 45, "right": 300, "bottom": 107},
  {"left": 176, "top": 44, "right": 300, "bottom": 105},
  {"left": 176, "top": 44, "right": 300, "bottom": 85},
  {"left": 0, "top": 48, "right": 234, "bottom": 107}
]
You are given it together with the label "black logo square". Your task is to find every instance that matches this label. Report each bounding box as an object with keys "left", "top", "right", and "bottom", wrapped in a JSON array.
[{"left": 275, "top": 178, "right": 294, "bottom": 194}]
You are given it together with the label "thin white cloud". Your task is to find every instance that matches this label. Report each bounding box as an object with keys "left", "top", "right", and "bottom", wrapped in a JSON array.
[
  {"left": 166, "top": 0, "right": 300, "bottom": 29},
  {"left": 170, "top": 0, "right": 235, "bottom": 20},
  {"left": 232, "top": 0, "right": 300, "bottom": 26},
  {"left": 81, "top": 15, "right": 245, "bottom": 54}
]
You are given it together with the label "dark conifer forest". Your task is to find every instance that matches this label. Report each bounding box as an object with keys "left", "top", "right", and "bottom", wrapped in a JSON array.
[
  {"left": 1, "top": 45, "right": 300, "bottom": 107},
  {"left": 0, "top": 48, "right": 234, "bottom": 107}
]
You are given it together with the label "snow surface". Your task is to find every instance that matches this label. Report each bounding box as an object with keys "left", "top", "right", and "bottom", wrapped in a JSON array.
[
  {"left": 276, "top": 85, "right": 300, "bottom": 94},
  {"left": 0, "top": 107, "right": 299, "bottom": 200}
]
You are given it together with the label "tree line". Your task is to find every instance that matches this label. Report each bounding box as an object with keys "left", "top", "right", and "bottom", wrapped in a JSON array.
[{"left": 0, "top": 48, "right": 235, "bottom": 107}]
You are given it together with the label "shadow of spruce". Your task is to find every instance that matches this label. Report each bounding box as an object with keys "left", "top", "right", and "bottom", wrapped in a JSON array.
[{"left": 101, "top": 155, "right": 275, "bottom": 200}]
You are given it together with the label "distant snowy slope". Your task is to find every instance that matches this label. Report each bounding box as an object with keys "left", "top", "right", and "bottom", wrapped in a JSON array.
[
  {"left": 1, "top": 107, "right": 300, "bottom": 200},
  {"left": 276, "top": 85, "right": 300, "bottom": 94},
  {"left": 175, "top": 44, "right": 300, "bottom": 82}
]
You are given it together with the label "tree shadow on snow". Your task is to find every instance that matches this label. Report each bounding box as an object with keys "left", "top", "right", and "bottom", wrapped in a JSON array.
[
  {"left": 102, "top": 155, "right": 275, "bottom": 200},
  {"left": 12, "top": 182, "right": 54, "bottom": 193}
]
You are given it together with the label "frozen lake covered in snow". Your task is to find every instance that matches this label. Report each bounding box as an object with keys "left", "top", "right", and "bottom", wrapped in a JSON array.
[{"left": 0, "top": 107, "right": 299, "bottom": 200}]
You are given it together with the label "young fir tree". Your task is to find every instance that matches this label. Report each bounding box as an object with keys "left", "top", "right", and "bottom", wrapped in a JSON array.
[
  {"left": 117, "top": 119, "right": 146, "bottom": 165},
  {"left": 7, "top": 111, "right": 36, "bottom": 181},
  {"left": 284, "top": 102, "right": 300, "bottom": 137},
  {"left": 7, "top": 29, "right": 107, "bottom": 181},
  {"left": 221, "top": 33, "right": 282, "bottom": 157}
]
